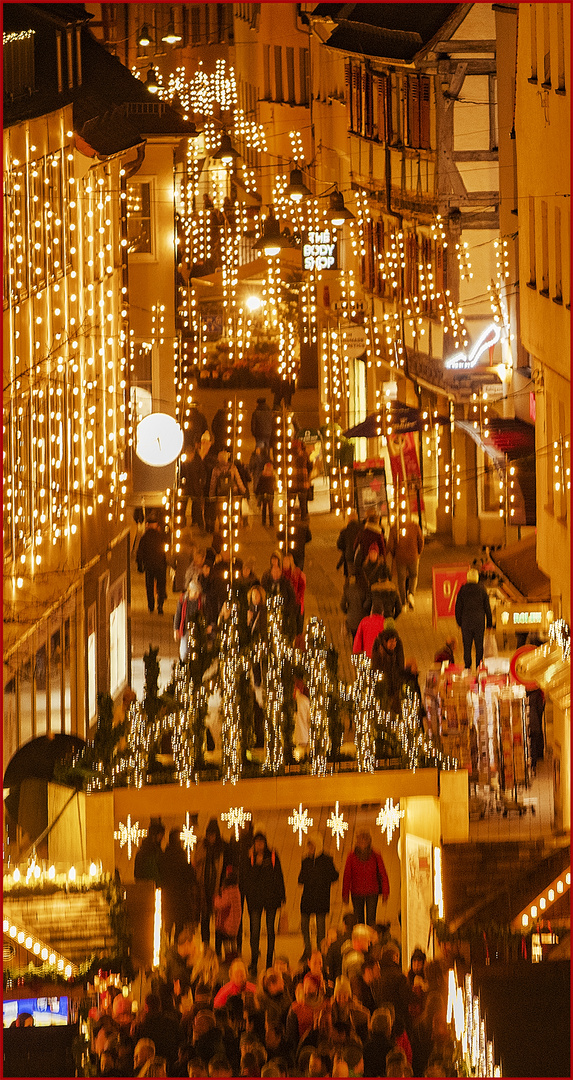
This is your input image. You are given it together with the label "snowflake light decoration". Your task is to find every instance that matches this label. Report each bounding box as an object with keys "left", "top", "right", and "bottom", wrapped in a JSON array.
[
  {"left": 288, "top": 803, "right": 314, "bottom": 846},
  {"left": 221, "top": 807, "right": 252, "bottom": 842},
  {"left": 114, "top": 815, "right": 147, "bottom": 860},
  {"left": 327, "top": 801, "right": 348, "bottom": 850},
  {"left": 376, "top": 798, "right": 404, "bottom": 845},
  {"left": 180, "top": 812, "right": 197, "bottom": 863}
]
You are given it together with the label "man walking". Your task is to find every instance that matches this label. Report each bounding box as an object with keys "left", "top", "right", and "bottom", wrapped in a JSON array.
[
  {"left": 298, "top": 833, "right": 339, "bottom": 962},
  {"left": 455, "top": 568, "right": 493, "bottom": 670},
  {"left": 136, "top": 516, "right": 168, "bottom": 614},
  {"left": 243, "top": 828, "right": 286, "bottom": 978},
  {"left": 251, "top": 397, "right": 274, "bottom": 448},
  {"left": 387, "top": 518, "right": 424, "bottom": 609}
]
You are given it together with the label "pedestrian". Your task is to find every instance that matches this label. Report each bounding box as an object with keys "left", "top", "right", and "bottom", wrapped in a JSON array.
[
  {"left": 134, "top": 818, "right": 165, "bottom": 885},
  {"left": 249, "top": 442, "right": 272, "bottom": 491},
  {"left": 371, "top": 624, "right": 405, "bottom": 715},
  {"left": 160, "top": 828, "right": 201, "bottom": 939},
  {"left": 209, "top": 449, "right": 246, "bottom": 526},
  {"left": 360, "top": 543, "right": 391, "bottom": 595},
  {"left": 454, "top": 568, "right": 493, "bottom": 670},
  {"left": 243, "top": 829, "right": 286, "bottom": 978},
  {"left": 256, "top": 461, "right": 276, "bottom": 526},
  {"left": 336, "top": 511, "right": 361, "bottom": 577},
  {"left": 386, "top": 519, "right": 424, "bottom": 609},
  {"left": 369, "top": 566, "right": 402, "bottom": 620},
  {"left": 352, "top": 592, "right": 386, "bottom": 659},
  {"left": 213, "top": 865, "right": 242, "bottom": 960},
  {"left": 211, "top": 407, "right": 230, "bottom": 452},
  {"left": 251, "top": 397, "right": 274, "bottom": 448},
  {"left": 136, "top": 516, "right": 168, "bottom": 615},
  {"left": 353, "top": 512, "right": 386, "bottom": 569},
  {"left": 184, "top": 546, "right": 206, "bottom": 588},
  {"left": 298, "top": 833, "right": 339, "bottom": 963},
  {"left": 173, "top": 580, "right": 203, "bottom": 662},
  {"left": 261, "top": 552, "right": 298, "bottom": 640},
  {"left": 291, "top": 515, "right": 312, "bottom": 572},
  {"left": 271, "top": 371, "right": 294, "bottom": 410},
  {"left": 182, "top": 437, "right": 210, "bottom": 531},
  {"left": 281, "top": 553, "right": 305, "bottom": 635},
  {"left": 203, "top": 439, "right": 219, "bottom": 533},
  {"left": 171, "top": 530, "right": 195, "bottom": 595},
  {"left": 186, "top": 404, "right": 209, "bottom": 449},
  {"left": 433, "top": 638, "right": 457, "bottom": 665},
  {"left": 342, "top": 829, "right": 389, "bottom": 927},
  {"left": 193, "top": 818, "right": 229, "bottom": 947},
  {"left": 341, "top": 572, "right": 370, "bottom": 641},
  {"left": 227, "top": 814, "right": 254, "bottom": 955},
  {"left": 290, "top": 439, "right": 312, "bottom": 518}
]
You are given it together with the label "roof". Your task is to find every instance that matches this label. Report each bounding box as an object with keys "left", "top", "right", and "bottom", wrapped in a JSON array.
[
  {"left": 489, "top": 533, "right": 551, "bottom": 602},
  {"left": 3, "top": 4, "right": 194, "bottom": 143},
  {"left": 312, "top": 3, "right": 460, "bottom": 62}
]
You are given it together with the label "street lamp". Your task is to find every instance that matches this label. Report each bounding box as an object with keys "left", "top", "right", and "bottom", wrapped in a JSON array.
[
  {"left": 138, "top": 24, "right": 151, "bottom": 47},
  {"left": 162, "top": 11, "right": 182, "bottom": 44},
  {"left": 253, "top": 212, "right": 289, "bottom": 258},
  {"left": 284, "top": 166, "right": 312, "bottom": 203},
  {"left": 326, "top": 190, "right": 354, "bottom": 227},
  {"left": 212, "top": 132, "right": 241, "bottom": 167},
  {"left": 145, "top": 66, "right": 160, "bottom": 94}
]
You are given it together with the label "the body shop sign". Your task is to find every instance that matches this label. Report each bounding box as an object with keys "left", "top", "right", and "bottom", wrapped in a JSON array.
[{"left": 303, "top": 229, "right": 337, "bottom": 271}]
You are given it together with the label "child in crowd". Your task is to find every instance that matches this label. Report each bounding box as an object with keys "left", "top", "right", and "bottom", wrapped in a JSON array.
[{"left": 213, "top": 866, "right": 242, "bottom": 961}]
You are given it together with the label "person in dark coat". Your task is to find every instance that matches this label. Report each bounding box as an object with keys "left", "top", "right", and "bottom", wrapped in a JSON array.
[
  {"left": 371, "top": 623, "right": 406, "bottom": 715},
  {"left": 249, "top": 443, "right": 272, "bottom": 493},
  {"left": 227, "top": 814, "right": 254, "bottom": 954},
  {"left": 377, "top": 944, "right": 412, "bottom": 1038},
  {"left": 291, "top": 515, "right": 312, "bottom": 572},
  {"left": 198, "top": 559, "right": 226, "bottom": 638},
  {"left": 251, "top": 397, "right": 274, "bottom": 448},
  {"left": 454, "top": 568, "right": 493, "bottom": 670},
  {"left": 353, "top": 512, "right": 386, "bottom": 568},
  {"left": 342, "top": 829, "right": 389, "bottom": 927},
  {"left": 193, "top": 818, "right": 229, "bottom": 946},
  {"left": 298, "top": 833, "right": 339, "bottom": 962},
  {"left": 341, "top": 572, "right": 370, "bottom": 641},
  {"left": 134, "top": 818, "right": 165, "bottom": 885},
  {"left": 289, "top": 440, "right": 312, "bottom": 518},
  {"left": 161, "top": 828, "right": 202, "bottom": 938},
  {"left": 182, "top": 441, "right": 209, "bottom": 530},
  {"left": 211, "top": 408, "right": 230, "bottom": 452},
  {"left": 131, "top": 993, "right": 181, "bottom": 1072},
  {"left": 336, "top": 510, "right": 361, "bottom": 577},
  {"left": 255, "top": 461, "right": 276, "bottom": 526},
  {"left": 203, "top": 441, "right": 219, "bottom": 532},
  {"left": 242, "top": 829, "right": 286, "bottom": 978},
  {"left": 363, "top": 1007, "right": 394, "bottom": 1078},
  {"left": 136, "top": 519, "right": 168, "bottom": 614},
  {"left": 370, "top": 566, "right": 402, "bottom": 620},
  {"left": 186, "top": 405, "right": 209, "bottom": 448}
]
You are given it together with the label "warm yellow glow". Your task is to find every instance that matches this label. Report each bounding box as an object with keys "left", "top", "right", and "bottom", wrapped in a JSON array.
[
  {"left": 434, "top": 846, "right": 444, "bottom": 918},
  {"left": 153, "top": 887, "right": 162, "bottom": 968}
]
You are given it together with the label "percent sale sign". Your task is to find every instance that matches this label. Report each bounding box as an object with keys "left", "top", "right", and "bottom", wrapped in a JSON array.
[{"left": 432, "top": 564, "right": 470, "bottom": 627}]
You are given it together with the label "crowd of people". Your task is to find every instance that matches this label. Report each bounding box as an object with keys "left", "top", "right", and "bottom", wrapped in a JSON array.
[{"left": 93, "top": 818, "right": 458, "bottom": 1078}]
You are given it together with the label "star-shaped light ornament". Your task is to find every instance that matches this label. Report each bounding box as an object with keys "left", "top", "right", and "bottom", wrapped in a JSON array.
[
  {"left": 288, "top": 803, "right": 314, "bottom": 846},
  {"left": 327, "top": 801, "right": 348, "bottom": 850},
  {"left": 114, "top": 815, "right": 147, "bottom": 860},
  {"left": 376, "top": 798, "right": 405, "bottom": 845},
  {"left": 221, "top": 807, "right": 252, "bottom": 842},
  {"left": 180, "top": 812, "right": 197, "bottom": 863}
]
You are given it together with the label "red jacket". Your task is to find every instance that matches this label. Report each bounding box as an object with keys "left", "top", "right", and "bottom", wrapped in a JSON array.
[
  {"left": 342, "top": 848, "right": 390, "bottom": 901},
  {"left": 283, "top": 565, "right": 306, "bottom": 613},
  {"left": 352, "top": 614, "right": 385, "bottom": 658}
]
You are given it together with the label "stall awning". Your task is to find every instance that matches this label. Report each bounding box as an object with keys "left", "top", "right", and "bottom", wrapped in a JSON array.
[
  {"left": 457, "top": 417, "right": 535, "bottom": 465},
  {"left": 490, "top": 533, "right": 551, "bottom": 602}
]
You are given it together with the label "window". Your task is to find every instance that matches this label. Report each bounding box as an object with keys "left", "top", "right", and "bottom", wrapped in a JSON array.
[
  {"left": 63, "top": 617, "right": 72, "bottom": 735},
  {"left": 542, "top": 6, "right": 551, "bottom": 86},
  {"left": 540, "top": 199, "right": 549, "bottom": 294},
  {"left": 554, "top": 207, "right": 563, "bottom": 301},
  {"left": 481, "top": 454, "right": 502, "bottom": 514},
  {"left": 263, "top": 44, "right": 271, "bottom": 99},
  {"left": 130, "top": 342, "right": 153, "bottom": 424},
  {"left": 406, "top": 75, "right": 431, "bottom": 149},
  {"left": 126, "top": 179, "right": 153, "bottom": 255},
  {"left": 299, "top": 48, "right": 309, "bottom": 105},
  {"left": 528, "top": 197, "right": 536, "bottom": 286},
  {"left": 286, "top": 46, "right": 295, "bottom": 104},
  {"left": 274, "top": 45, "right": 283, "bottom": 102},
  {"left": 87, "top": 603, "right": 97, "bottom": 726},
  {"left": 35, "top": 638, "right": 47, "bottom": 737},
  {"left": 109, "top": 578, "right": 127, "bottom": 698},
  {"left": 529, "top": 4, "right": 537, "bottom": 81},
  {"left": 556, "top": 4, "right": 566, "bottom": 91},
  {"left": 49, "top": 625, "right": 62, "bottom": 734}
]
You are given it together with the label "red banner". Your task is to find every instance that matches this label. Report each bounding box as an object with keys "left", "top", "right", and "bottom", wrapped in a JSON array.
[
  {"left": 432, "top": 564, "right": 470, "bottom": 628},
  {"left": 387, "top": 430, "right": 423, "bottom": 514}
]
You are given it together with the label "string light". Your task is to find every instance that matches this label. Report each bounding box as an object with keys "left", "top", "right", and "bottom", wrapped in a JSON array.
[{"left": 327, "top": 801, "right": 348, "bottom": 850}]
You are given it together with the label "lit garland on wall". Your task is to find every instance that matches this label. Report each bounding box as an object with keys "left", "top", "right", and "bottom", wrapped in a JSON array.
[{"left": 304, "top": 618, "right": 332, "bottom": 776}]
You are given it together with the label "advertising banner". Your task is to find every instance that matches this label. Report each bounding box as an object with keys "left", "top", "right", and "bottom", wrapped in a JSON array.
[
  {"left": 386, "top": 430, "right": 423, "bottom": 514},
  {"left": 405, "top": 834, "right": 434, "bottom": 964},
  {"left": 432, "top": 564, "right": 470, "bottom": 627}
]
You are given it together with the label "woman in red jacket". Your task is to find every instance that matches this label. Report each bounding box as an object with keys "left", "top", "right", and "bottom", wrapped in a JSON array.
[{"left": 342, "top": 829, "right": 389, "bottom": 927}]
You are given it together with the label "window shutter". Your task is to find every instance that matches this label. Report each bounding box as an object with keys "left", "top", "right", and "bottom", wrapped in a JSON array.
[
  {"left": 376, "top": 220, "right": 385, "bottom": 294},
  {"left": 352, "top": 67, "right": 362, "bottom": 134},
  {"left": 376, "top": 74, "right": 388, "bottom": 143},
  {"left": 420, "top": 75, "right": 431, "bottom": 148},
  {"left": 345, "top": 61, "right": 353, "bottom": 129},
  {"left": 407, "top": 75, "right": 420, "bottom": 148},
  {"left": 363, "top": 70, "right": 374, "bottom": 138}
]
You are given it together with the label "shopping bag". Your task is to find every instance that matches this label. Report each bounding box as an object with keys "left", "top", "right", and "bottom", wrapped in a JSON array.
[{"left": 483, "top": 628, "right": 498, "bottom": 658}]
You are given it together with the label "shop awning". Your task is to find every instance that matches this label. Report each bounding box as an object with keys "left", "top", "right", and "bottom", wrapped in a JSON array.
[
  {"left": 456, "top": 416, "right": 535, "bottom": 465},
  {"left": 490, "top": 533, "right": 551, "bottom": 602},
  {"left": 344, "top": 404, "right": 449, "bottom": 439}
]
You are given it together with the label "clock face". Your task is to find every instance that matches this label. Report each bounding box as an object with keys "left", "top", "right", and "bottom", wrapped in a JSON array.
[{"left": 136, "top": 413, "right": 183, "bottom": 466}]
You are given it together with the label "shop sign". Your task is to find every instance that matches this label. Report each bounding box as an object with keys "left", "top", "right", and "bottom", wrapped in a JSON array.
[
  {"left": 343, "top": 326, "right": 367, "bottom": 357},
  {"left": 432, "top": 564, "right": 469, "bottom": 626},
  {"left": 303, "top": 228, "right": 337, "bottom": 271},
  {"left": 444, "top": 323, "right": 500, "bottom": 371}
]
